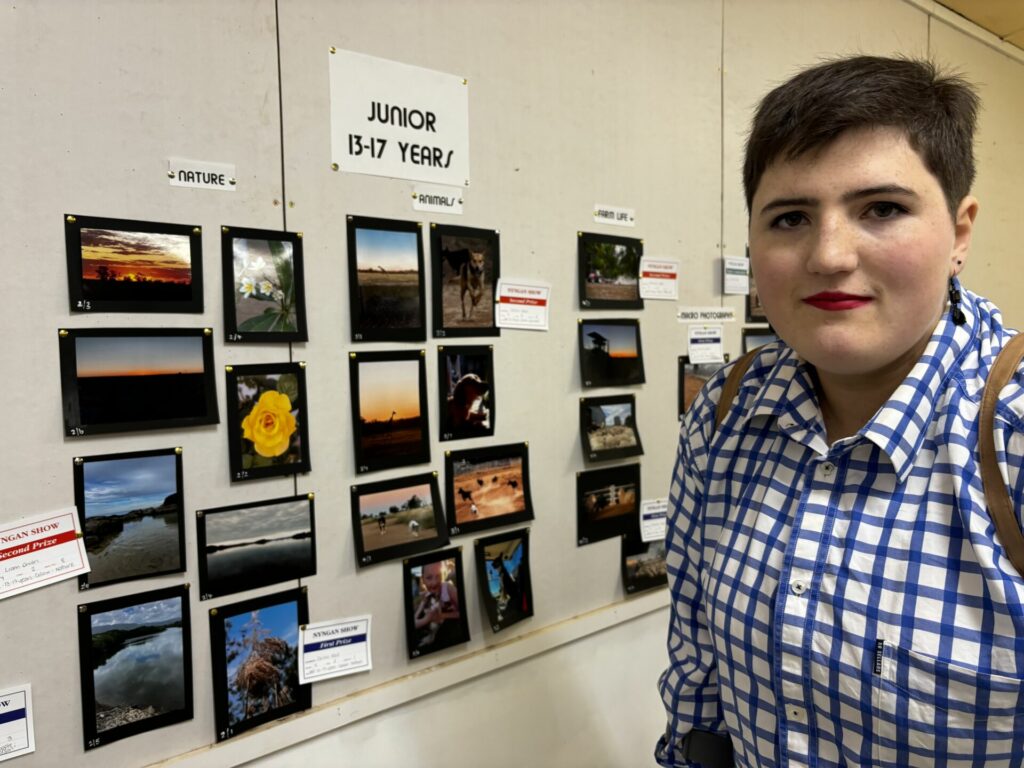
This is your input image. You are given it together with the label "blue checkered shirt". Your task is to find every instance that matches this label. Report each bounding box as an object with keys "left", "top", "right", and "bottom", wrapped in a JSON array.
[{"left": 657, "top": 287, "right": 1024, "bottom": 767}]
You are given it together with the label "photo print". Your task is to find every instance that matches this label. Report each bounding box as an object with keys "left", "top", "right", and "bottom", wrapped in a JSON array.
[
  {"left": 58, "top": 327, "right": 218, "bottom": 437},
  {"left": 474, "top": 528, "right": 533, "bottom": 633},
  {"left": 64, "top": 213, "right": 202, "bottom": 313},
  {"left": 580, "top": 394, "right": 643, "bottom": 463},
  {"left": 437, "top": 345, "right": 494, "bottom": 441},
  {"left": 743, "top": 328, "right": 779, "bottom": 354},
  {"left": 226, "top": 362, "right": 311, "bottom": 482},
  {"left": 73, "top": 448, "right": 185, "bottom": 590},
  {"left": 197, "top": 494, "right": 316, "bottom": 600},
  {"left": 445, "top": 443, "right": 533, "bottom": 537},
  {"left": 577, "top": 231, "right": 643, "bottom": 310},
  {"left": 346, "top": 215, "right": 425, "bottom": 342},
  {"left": 349, "top": 350, "right": 430, "bottom": 474},
  {"left": 350, "top": 472, "right": 448, "bottom": 567},
  {"left": 621, "top": 532, "right": 668, "bottom": 594},
  {"left": 77, "top": 585, "right": 192, "bottom": 750},
  {"left": 430, "top": 224, "right": 500, "bottom": 337},
  {"left": 678, "top": 355, "right": 730, "bottom": 419},
  {"left": 577, "top": 318, "right": 645, "bottom": 388},
  {"left": 210, "top": 588, "right": 310, "bottom": 742},
  {"left": 403, "top": 548, "right": 470, "bottom": 659},
  {"left": 221, "top": 226, "right": 307, "bottom": 343},
  {"left": 576, "top": 463, "right": 641, "bottom": 546}
]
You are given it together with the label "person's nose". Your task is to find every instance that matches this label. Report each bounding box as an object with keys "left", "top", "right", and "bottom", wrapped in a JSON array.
[{"left": 806, "top": 212, "right": 859, "bottom": 275}]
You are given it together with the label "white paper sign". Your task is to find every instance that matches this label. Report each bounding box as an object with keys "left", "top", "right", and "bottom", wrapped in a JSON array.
[
  {"left": 687, "top": 325, "right": 725, "bottom": 364},
  {"left": 639, "top": 257, "right": 678, "bottom": 300},
  {"left": 412, "top": 183, "right": 463, "bottom": 215},
  {"left": 722, "top": 255, "right": 750, "bottom": 295},
  {"left": 495, "top": 279, "right": 550, "bottom": 331},
  {"left": 676, "top": 306, "right": 736, "bottom": 323},
  {"left": 640, "top": 499, "right": 668, "bottom": 543},
  {"left": 299, "top": 616, "right": 372, "bottom": 684},
  {"left": 167, "top": 157, "right": 236, "bottom": 191},
  {"left": 329, "top": 48, "right": 470, "bottom": 186},
  {"left": 0, "top": 509, "right": 89, "bottom": 601},
  {"left": 593, "top": 204, "right": 636, "bottom": 227},
  {"left": 0, "top": 685, "right": 34, "bottom": 762}
]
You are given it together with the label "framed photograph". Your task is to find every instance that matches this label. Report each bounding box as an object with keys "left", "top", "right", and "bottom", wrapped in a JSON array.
[
  {"left": 64, "top": 213, "right": 202, "bottom": 314},
  {"left": 58, "top": 327, "right": 219, "bottom": 437},
  {"left": 403, "top": 548, "right": 470, "bottom": 659},
  {"left": 578, "top": 318, "right": 645, "bottom": 388},
  {"left": 210, "top": 588, "right": 311, "bottom": 742},
  {"left": 580, "top": 394, "right": 643, "bottom": 462},
  {"left": 437, "top": 345, "right": 494, "bottom": 441},
  {"left": 349, "top": 350, "right": 430, "bottom": 474},
  {"left": 742, "top": 328, "right": 779, "bottom": 354},
  {"left": 576, "top": 463, "right": 640, "bottom": 546},
  {"left": 445, "top": 443, "right": 533, "bottom": 537},
  {"left": 221, "top": 226, "right": 307, "bottom": 343},
  {"left": 678, "top": 355, "right": 730, "bottom": 419},
  {"left": 621, "top": 533, "right": 668, "bottom": 594},
  {"left": 77, "top": 585, "right": 192, "bottom": 750},
  {"left": 474, "top": 528, "right": 533, "bottom": 633},
  {"left": 346, "top": 215, "right": 425, "bottom": 342},
  {"left": 196, "top": 494, "right": 316, "bottom": 600},
  {"left": 74, "top": 448, "right": 185, "bottom": 590},
  {"left": 577, "top": 231, "right": 643, "bottom": 310},
  {"left": 351, "top": 473, "right": 448, "bottom": 567},
  {"left": 431, "top": 224, "right": 500, "bottom": 337},
  {"left": 746, "top": 272, "right": 768, "bottom": 323},
  {"left": 225, "top": 362, "right": 311, "bottom": 482}
]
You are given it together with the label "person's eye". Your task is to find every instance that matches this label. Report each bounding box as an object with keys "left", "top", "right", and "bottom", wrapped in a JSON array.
[
  {"left": 865, "top": 201, "right": 907, "bottom": 219},
  {"left": 770, "top": 211, "right": 807, "bottom": 230}
]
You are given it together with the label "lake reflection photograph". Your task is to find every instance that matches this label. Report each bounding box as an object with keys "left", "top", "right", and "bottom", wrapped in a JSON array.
[
  {"left": 198, "top": 495, "right": 316, "bottom": 599},
  {"left": 78, "top": 585, "right": 193, "bottom": 749},
  {"left": 75, "top": 448, "right": 185, "bottom": 589}
]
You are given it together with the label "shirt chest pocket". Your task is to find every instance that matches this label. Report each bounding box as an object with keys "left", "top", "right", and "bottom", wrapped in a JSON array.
[{"left": 872, "top": 642, "right": 1024, "bottom": 767}]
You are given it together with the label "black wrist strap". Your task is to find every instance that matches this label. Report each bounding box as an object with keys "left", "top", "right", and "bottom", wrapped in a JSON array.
[{"left": 681, "top": 729, "right": 734, "bottom": 767}]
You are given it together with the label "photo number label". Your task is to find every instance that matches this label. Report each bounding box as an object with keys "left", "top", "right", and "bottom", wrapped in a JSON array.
[
  {"left": 78, "top": 581, "right": 90, "bottom": 591},
  {"left": 358, "top": 465, "right": 369, "bottom": 473},
  {"left": 581, "top": 299, "right": 591, "bottom": 307},
  {"left": 411, "top": 649, "right": 420, "bottom": 658},
  {"left": 435, "top": 329, "right": 446, "bottom": 338},
  {"left": 442, "top": 432, "right": 454, "bottom": 440},
  {"left": 87, "top": 738, "right": 101, "bottom": 749},
  {"left": 235, "top": 470, "right": 249, "bottom": 480},
  {"left": 68, "top": 427, "right": 85, "bottom": 437},
  {"left": 578, "top": 536, "right": 589, "bottom": 545},
  {"left": 227, "top": 333, "right": 244, "bottom": 342},
  {"left": 219, "top": 728, "right": 234, "bottom": 740},
  {"left": 360, "top": 555, "right": 372, "bottom": 565},
  {"left": 450, "top": 526, "right": 460, "bottom": 536},
  {"left": 492, "top": 623, "right": 501, "bottom": 632},
  {"left": 354, "top": 333, "right": 363, "bottom": 341},
  {"left": 201, "top": 592, "right": 214, "bottom": 601},
  {"left": 76, "top": 300, "right": 93, "bottom": 311}
]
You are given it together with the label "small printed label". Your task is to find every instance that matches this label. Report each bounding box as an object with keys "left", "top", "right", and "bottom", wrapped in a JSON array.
[
  {"left": 168, "top": 157, "right": 236, "bottom": 191},
  {"left": 640, "top": 499, "right": 668, "bottom": 542},
  {"left": 412, "top": 184, "right": 463, "bottom": 214},
  {"left": 677, "top": 306, "right": 736, "bottom": 323},
  {"left": 687, "top": 325, "right": 725, "bottom": 365},
  {"left": 639, "top": 257, "right": 679, "bottom": 301},
  {"left": 722, "top": 255, "right": 750, "bottom": 295},
  {"left": 593, "top": 204, "right": 635, "bottom": 227},
  {"left": 496, "top": 279, "right": 551, "bottom": 331}
]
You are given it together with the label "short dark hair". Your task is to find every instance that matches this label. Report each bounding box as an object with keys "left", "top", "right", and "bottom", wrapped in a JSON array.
[{"left": 743, "top": 56, "right": 979, "bottom": 216}]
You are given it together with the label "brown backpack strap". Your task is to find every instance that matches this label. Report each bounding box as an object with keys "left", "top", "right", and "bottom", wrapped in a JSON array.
[
  {"left": 979, "top": 333, "right": 1024, "bottom": 576},
  {"left": 714, "top": 347, "right": 763, "bottom": 433}
]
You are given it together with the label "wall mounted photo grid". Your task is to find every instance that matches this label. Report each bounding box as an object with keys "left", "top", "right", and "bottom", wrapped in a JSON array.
[
  {"left": 77, "top": 585, "right": 193, "bottom": 750},
  {"left": 577, "top": 318, "right": 645, "bottom": 388},
  {"left": 474, "top": 528, "right": 533, "bottom": 633},
  {"left": 576, "top": 463, "right": 641, "bottom": 546},
  {"left": 404, "top": 548, "right": 470, "bottom": 659},
  {"left": 577, "top": 231, "right": 643, "bottom": 310},
  {"left": 73, "top": 448, "right": 185, "bottom": 590},
  {"left": 64, "top": 213, "right": 203, "bottom": 314},
  {"left": 579, "top": 393, "right": 643, "bottom": 462},
  {"left": 209, "top": 587, "right": 311, "bottom": 742},
  {"left": 196, "top": 494, "right": 316, "bottom": 600},
  {"left": 221, "top": 225, "right": 308, "bottom": 343},
  {"left": 437, "top": 345, "right": 494, "bottom": 441},
  {"left": 742, "top": 328, "right": 779, "bottom": 354},
  {"left": 430, "top": 224, "right": 500, "bottom": 337},
  {"left": 445, "top": 442, "right": 533, "bottom": 537},
  {"left": 58, "top": 327, "right": 219, "bottom": 437},
  {"left": 346, "top": 215, "right": 426, "bottom": 342},
  {"left": 678, "top": 355, "right": 730, "bottom": 419},
  {"left": 349, "top": 349, "right": 430, "bottom": 474},
  {"left": 351, "top": 472, "right": 448, "bottom": 567},
  {"left": 621, "top": 532, "right": 668, "bottom": 594},
  {"left": 225, "top": 362, "right": 311, "bottom": 481}
]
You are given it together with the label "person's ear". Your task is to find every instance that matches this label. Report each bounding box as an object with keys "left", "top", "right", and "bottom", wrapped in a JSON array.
[{"left": 951, "top": 196, "right": 979, "bottom": 276}]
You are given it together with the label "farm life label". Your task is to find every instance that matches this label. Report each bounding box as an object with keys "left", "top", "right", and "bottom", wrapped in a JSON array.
[
  {"left": 593, "top": 204, "right": 635, "bottom": 227},
  {"left": 0, "top": 685, "right": 34, "bottom": 762},
  {"left": 330, "top": 48, "right": 470, "bottom": 186},
  {"left": 0, "top": 508, "right": 89, "bottom": 600},
  {"left": 299, "top": 616, "right": 372, "bottom": 683},
  {"left": 167, "top": 157, "right": 236, "bottom": 191},
  {"left": 639, "top": 257, "right": 679, "bottom": 300},
  {"left": 412, "top": 183, "right": 464, "bottom": 214},
  {"left": 495, "top": 279, "right": 550, "bottom": 331}
]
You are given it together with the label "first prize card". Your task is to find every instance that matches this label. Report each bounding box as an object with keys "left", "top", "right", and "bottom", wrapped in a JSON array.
[
  {"left": 299, "top": 616, "right": 372, "bottom": 684},
  {"left": 0, "top": 508, "right": 89, "bottom": 601},
  {"left": 0, "top": 685, "right": 35, "bottom": 762}
]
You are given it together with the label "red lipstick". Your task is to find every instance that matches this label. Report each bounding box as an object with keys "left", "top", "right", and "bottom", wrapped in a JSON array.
[{"left": 802, "top": 292, "right": 872, "bottom": 311}]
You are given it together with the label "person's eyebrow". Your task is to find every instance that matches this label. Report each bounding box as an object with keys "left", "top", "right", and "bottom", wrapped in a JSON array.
[
  {"left": 758, "top": 196, "right": 817, "bottom": 216},
  {"left": 758, "top": 185, "right": 919, "bottom": 217}
]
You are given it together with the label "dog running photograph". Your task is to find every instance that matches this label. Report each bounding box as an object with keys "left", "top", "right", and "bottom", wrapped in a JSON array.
[{"left": 431, "top": 224, "right": 500, "bottom": 337}]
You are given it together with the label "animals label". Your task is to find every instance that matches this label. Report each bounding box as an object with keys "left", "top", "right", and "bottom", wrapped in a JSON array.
[
  {"left": 299, "top": 616, "right": 372, "bottom": 684},
  {"left": 0, "top": 685, "right": 34, "bottom": 762},
  {"left": 412, "top": 183, "right": 463, "bottom": 214},
  {"left": 495, "top": 279, "right": 550, "bottom": 331},
  {"left": 640, "top": 499, "right": 668, "bottom": 542},
  {"left": 639, "top": 257, "right": 679, "bottom": 300},
  {"left": 0, "top": 508, "right": 89, "bottom": 601}
]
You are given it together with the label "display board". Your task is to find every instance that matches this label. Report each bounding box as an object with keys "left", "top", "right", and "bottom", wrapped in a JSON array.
[{"left": 1, "top": 1, "right": 1022, "bottom": 766}]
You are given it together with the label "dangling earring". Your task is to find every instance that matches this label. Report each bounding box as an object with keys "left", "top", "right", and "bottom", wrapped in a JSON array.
[{"left": 948, "top": 277, "right": 966, "bottom": 326}]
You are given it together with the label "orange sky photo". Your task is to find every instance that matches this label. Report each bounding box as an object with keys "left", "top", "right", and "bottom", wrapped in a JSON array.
[
  {"left": 358, "top": 359, "right": 422, "bottom": 422},
  {"left": 80, "top": 227, "right": 192, "bottom": 284}
]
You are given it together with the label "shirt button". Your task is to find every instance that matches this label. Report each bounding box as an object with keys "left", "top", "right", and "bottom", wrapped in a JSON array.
[
  {"left": 791, "top": 580, "right": 807, "bottom": 595},
  {"left": 820, "top": 462, "right": 835, "bottom": 477},
  {"left": 789, "top": 706, "right": 803, "bottom": 721}
]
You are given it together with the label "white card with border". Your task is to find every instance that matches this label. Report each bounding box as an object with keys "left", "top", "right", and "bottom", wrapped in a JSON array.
[
  {"left": 687, "top": 325, "right": 725, "bottom": 364},
  {"left": 0, "top": 508, "right": 89, "bottom": 601},
  {"left": 299, "top": 616, "right": 372, "bottom": 684},
  {"left": 640, "top": 499, "right": 668, "bottom": 542},
  {"left": 0, "top": 684, "right": 34, "bottom": 762},
  {"left": 639, "top": 257, "right": 678, "bottom": 300},
  {"left": 495, "top": 279, "right": 551, "bottom": 331}
]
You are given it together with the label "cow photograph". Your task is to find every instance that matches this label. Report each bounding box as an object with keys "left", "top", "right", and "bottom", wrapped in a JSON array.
[{"left": 445, "top": 443, "right": 533, "bottom": 536}]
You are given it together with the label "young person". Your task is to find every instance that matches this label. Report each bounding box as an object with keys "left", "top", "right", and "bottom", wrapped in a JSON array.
[{"left": 658, "top": 56, "right": 1024, "bottom": 767}]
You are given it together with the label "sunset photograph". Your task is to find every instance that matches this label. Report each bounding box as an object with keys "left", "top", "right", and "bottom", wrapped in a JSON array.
[
  {"left": 578, "top": 320, "right": 645, "bottom": 387},
  {"left": 350, "top": 352, "right": 429, "bottom": 472}
]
